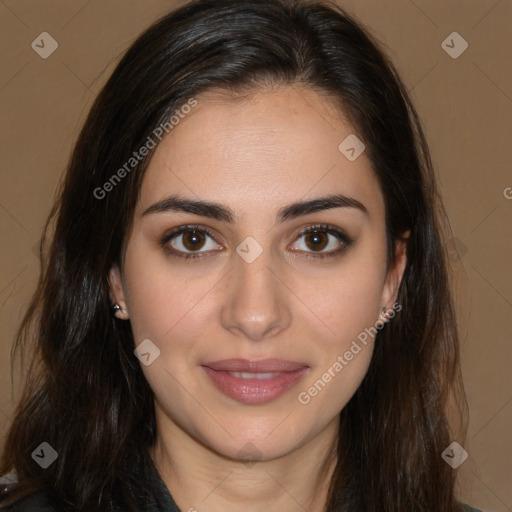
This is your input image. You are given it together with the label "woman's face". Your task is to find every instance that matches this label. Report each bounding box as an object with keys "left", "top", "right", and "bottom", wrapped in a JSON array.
[{"left": 110, "top": 85, "right": 406, "bottom": 461}]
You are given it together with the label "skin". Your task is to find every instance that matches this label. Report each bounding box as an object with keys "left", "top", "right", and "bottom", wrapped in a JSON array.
[{"left": 109, "top": 85, "right": 408, "bottom": 512}]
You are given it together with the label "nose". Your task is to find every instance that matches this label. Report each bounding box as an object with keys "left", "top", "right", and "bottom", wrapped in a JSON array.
[{"left": 220, "top": 245, "right": 292, "bottom": 342}]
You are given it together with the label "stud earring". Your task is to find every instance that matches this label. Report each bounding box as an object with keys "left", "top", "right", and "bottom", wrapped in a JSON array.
[{"left": 111, "top": 303, "right": 126, "bottom": 317}]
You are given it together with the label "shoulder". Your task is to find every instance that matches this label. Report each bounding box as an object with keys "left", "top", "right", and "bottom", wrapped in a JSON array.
[
  {"left": 0, "top": 473, "right": 58, "bottom": 512},
  {"left": 1, "top": 473, "right": 485, "bottom": 512},
  {"left": 460, "top": 504, "right": 485, "bottom": 512},
  {"left": 0, "top": 491, "right": 58, "bottom": 512}
]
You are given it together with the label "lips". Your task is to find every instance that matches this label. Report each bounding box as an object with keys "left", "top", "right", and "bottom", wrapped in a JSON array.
[
  {"left": 202, "top": 358, "right": 308, "bottom": 373},
  {"left": 201, "top": 358, "right": 309, "bottom": 405}
]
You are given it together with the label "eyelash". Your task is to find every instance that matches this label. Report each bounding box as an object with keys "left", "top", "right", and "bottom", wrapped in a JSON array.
[{"left": 160, "top": 223, "right": 353, "bottom": 261}]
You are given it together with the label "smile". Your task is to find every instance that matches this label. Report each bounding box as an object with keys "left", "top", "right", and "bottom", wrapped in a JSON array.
[{"left": 201, "top": 359, "right": 309, "bottom": 405}]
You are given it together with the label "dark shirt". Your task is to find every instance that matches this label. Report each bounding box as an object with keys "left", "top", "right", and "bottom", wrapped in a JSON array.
[
  {"left": 0, "top": 459, "right": 180, "bottom": 511},
  {"left": 0, "top": 463, "right": 484, "bottom": 511}
]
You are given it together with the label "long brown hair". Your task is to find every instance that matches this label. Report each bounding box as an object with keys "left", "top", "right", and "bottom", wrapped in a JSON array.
[{"left": 1, "top": 0, "right": 467, "bottom": 510}]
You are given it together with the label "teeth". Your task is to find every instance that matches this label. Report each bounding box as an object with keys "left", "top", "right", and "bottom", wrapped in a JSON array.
[{"left": 229, "top": 371, "right": 281, "bottom": 380}]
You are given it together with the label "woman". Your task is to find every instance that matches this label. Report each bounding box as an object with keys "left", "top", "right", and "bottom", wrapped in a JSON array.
[{"left": 0, "top": 0, "right": 481, "bottom": 510}]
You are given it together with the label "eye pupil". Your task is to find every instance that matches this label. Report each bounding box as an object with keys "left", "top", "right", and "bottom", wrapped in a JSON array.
[
  {"left": 305, "top": 230, "right": 328, "bottom": 251},
  {"left": 183, "top": 229, "right": 205, "bottom": 250}
]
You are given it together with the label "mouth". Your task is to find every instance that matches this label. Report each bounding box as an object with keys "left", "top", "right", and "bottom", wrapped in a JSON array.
[{"left": 201, "top": 358, "right": 310, "bottom": 405}]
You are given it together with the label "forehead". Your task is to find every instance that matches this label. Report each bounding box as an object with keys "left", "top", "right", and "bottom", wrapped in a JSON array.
[{"left": 138, "top": 85, "right": 383, "bottom": 218}]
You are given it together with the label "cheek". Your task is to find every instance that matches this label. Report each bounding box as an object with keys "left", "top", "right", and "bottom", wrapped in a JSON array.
[
  {"left": 295, "top": 252, "right": 386, "bottom": 349},
  {"left": 121, "top": 234, "right": 183, "bottom": 337},
  {"left": 122, "top": 242, "right": 221, "bottom": 358},
  {"left": 122, "top": 268, "right": 174, "bottom": 344},
  {"left": 122, "top": 253, "right": 214, "bottom": 425},
  {"left": 291, "top": 247, "right": 386, "bottom": 415}
]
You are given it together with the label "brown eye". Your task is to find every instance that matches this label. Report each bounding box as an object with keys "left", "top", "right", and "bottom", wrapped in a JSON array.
[
  {"left": 289, "top": 224, "right": 354, "bottom": 259},
  {"left": 303, "top": 230, "right": 328, "bottom": 252},
  {"left": 161, "top": 224, "right": 223, "bottom": 260},
  {"left": 182, "top": 229, "right": 206, "bottom": 251}
]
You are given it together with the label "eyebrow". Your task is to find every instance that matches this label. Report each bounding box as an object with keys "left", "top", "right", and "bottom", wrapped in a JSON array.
[{"left": 141, "top": 193, "right": 368, "bottom": 223}]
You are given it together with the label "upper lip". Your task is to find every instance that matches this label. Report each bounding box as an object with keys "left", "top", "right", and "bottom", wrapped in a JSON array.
[{"left": 201, "top": 358, "right": 309, "bottom": 373}]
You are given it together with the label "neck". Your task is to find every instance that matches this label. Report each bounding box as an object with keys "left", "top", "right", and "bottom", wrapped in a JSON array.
[{"left": 150, "top": 402, "right": 339, "bottom": 512}]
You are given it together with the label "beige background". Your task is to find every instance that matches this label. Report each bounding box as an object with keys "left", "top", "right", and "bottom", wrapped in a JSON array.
[{"left": 1, "top": 0, "right": 511, "bottom": 510}]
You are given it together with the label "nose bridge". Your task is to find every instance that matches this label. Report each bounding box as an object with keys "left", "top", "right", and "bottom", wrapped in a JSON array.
[{"left": 220, "top": 239, "right": 291, "bottom": 341}]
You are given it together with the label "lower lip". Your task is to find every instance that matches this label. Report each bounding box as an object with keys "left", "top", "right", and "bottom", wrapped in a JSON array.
[{"left": 201, "top": 366, "right": 309, "bottom": 405}]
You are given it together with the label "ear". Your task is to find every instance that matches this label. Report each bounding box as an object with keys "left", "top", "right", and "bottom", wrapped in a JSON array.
[
  {"left": 108, "top": 263, "right": 129, "bottom": 320},
  {"left": 379, "top": 230, "right": 409, "bottom": 319}
]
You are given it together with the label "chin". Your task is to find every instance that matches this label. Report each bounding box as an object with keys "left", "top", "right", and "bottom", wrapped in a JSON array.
[
  {"left": 211, "top": 437, "right": 299, "bottom": 464},
  {"left": 199, "top": 418, "right": 312, "bottom": 463}
]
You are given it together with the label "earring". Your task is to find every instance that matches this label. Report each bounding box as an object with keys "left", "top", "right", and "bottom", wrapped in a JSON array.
[
  {"left": 111, "top": 302, "right": 129, "bottom": 319},
  {"left": 381, "top": 306, "right": 390, "bottom": 319},
  {"left": 111, "top": 303, "right": 129, "bottom": 319},
  {"left": 111, "top": 303, "right": 129, "bottom": 318}
]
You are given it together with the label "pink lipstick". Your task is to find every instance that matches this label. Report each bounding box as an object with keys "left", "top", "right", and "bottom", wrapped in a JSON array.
[{"left": 201, "top": 358, "right": 309, "bottom": 404}]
